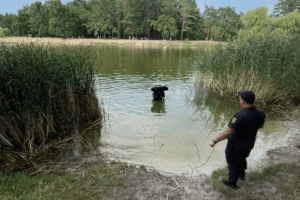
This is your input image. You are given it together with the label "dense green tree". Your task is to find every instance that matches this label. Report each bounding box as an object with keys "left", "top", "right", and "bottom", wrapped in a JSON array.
[
  {"left": 202, "top": 5, "right": 243, "bottom": 41},
  {"left": 238, "top": 7, "right": 300, "bottom": 40},
  {"left": 271, "top": 0, "right": 300, "bottom": 17},
  {"left": 238, "top": 7, "right": 271, "bottom": 40},
  {"left": 185, "top": 12, "right": 206, "bottom": 40},
  {"left": 215, "top": 7, "right": 243, "bottom": 40},
  {"left": 179, "top": 0, "right": 191, "bottom": 40},
  {"left": 151, "top": 14, "right": 177, "bottom": 40},
  {"left": 151, "top": 0, "right": 178, "bottom": 39},
  {"left": 11, "top": 6, "right": 30, "bottom": 36},
  {"left": 0, "top": 0, "right": 245, "bottom": 40},
  {"left": 178, "top": 0, "right": 205, "bottom": 40},
  {"left": 121, "top": 0, "right": 135, "bottom": 38},
  {"left": 127, "top": 0, "right": 163, "bottom": 38},
  {"left": 143, "top": 0, "right": 163, "bottom": 39},
  {"left": 114, "top": 0, "right": 124, "bottom": 39},
  {"left": 272, "top": 9, "right": 300, "bottom": 34},
  {"left": 0, "top": 13, "right": 15, "bottom": 34},
  {"left": 202, "top": 5, "right": 218, "bottom": 40},
  {"left": 161, "top": 0, "right": 178, "bottom": 18},
  {"left": 48, "top": 0, "right": 73, "bottom": 37},
  {"left": 86, "top": 0, "right": 115, "bottom": 38},
  {"left": 0, "top": 14, "right": 4, "bottom": 27},
  {"left": 66, "top": 0, "right": 88, "bottom": 37},
  {"left": 27, "top": 2, "right": 49, "bottom": 37}
]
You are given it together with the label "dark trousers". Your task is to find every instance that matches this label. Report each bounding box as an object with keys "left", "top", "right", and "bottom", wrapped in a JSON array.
[{"left": 225, "top": 142, "right": 251, "bottom": 185}]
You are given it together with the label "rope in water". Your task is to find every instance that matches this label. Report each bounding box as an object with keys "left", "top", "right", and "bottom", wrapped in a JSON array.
[
  {"left": 149, "top": 128, "right": 224, "bottom": 172},
  {"left": 192, "top": 128, "right": 224, "bottom": 169},
  {"left": 149, "top": 143, "right": 164, "bottom": 165}
]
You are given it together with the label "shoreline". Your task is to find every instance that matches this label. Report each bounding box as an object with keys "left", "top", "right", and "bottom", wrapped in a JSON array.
[
  {"left": 0, "top": 37, "right": 224, "bottom": 47},
  {"left": 16, "top": 117, "right": 298, "bottom": 199}
]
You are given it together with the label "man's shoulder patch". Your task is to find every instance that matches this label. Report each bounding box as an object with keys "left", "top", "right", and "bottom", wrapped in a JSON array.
[{"left": 231, "top": 117, "right": 237, "bottom": 124}]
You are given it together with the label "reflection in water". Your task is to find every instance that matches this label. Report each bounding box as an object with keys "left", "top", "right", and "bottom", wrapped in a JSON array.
[{"left": 151, "top": 100, "right": 166, "bottom": 114}]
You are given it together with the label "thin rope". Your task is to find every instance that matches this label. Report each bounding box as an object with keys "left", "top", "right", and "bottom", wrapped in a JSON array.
[
  {"left": 149, "top": 143, "right": 164, "bottom": 165},
  {"left": 193, "top": 146, "right": 215, "bottom": 169}
]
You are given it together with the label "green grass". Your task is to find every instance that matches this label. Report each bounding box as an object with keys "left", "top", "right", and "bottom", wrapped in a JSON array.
[
  {"left": 210, "top": 162, "right": 300, "bottom": 200},
  {"left": 0, "top": 158, "right": 128, "bottom": 200}
]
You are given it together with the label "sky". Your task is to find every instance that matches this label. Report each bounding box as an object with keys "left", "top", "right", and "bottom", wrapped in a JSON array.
[{"left": 0, "top": 0, "right": 279, "bottom": 16}]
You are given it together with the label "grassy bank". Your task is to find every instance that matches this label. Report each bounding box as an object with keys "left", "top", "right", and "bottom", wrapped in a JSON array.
[
  {"left": 210, "top": 162, "right": 300, "bottom": 199},
  {"left": 195, "top": 34, "right": 300, "bottom": 120},
  {"left": 0, "top": 154, "right": 195, "bottom": 200},
  {"left": 0, "top": 155, "right": 127, "bottom": 199},
  {"left": 1, "top": 154, "right": 299, "bottom": 199}
]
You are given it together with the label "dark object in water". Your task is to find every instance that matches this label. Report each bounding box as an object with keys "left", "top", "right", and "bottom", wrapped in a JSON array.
[{"left": 151, "top": 85, "right": 168, "bottom": 100}]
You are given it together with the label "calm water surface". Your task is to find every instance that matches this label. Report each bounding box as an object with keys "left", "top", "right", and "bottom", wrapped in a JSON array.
[{"left": 93, "top": 45, "right": 276, "bottom": 175}]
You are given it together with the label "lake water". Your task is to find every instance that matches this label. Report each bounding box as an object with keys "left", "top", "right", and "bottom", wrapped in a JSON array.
[{"left": 93, "top": 44, "right": 281, "bottom": 175}]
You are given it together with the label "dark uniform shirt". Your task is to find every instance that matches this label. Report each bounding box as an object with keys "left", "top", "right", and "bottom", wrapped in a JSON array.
[{"left": 227, "top": 107, "right": 265, "bottom": 151}]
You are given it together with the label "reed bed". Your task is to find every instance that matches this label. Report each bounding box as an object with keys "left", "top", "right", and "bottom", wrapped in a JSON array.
[
  {"left": 195, "top": 34, "right": 300, "bottom": 115},
  {"left": 0, "top": 42, "right": 103, "bottom": 172}
]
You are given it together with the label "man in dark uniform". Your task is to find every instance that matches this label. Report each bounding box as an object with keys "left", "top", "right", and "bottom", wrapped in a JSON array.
[
  {"left": 151, "top": 85, "right": 168, "bottom": 100},
  {"left": 210, "top": 91, "right": 265, "bottom": 190}
]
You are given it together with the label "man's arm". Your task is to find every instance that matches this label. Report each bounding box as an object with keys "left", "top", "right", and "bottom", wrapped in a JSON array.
[{"left": 210, "top": 127, "right": 233, "bottom": 147}]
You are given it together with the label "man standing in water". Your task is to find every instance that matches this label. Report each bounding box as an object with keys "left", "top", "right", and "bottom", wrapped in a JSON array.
[
  {"left": 210, "top": 91, "right": 265, "bottom": 190},
  {"left": 151, "top": 85, "right": 168, "bottom": 100}
]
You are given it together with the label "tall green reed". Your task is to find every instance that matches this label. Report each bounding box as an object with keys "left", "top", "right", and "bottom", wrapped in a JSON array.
[
  {"left": 0, "top": 43, "right": 97, "bottom": 115},
  {"left": 0, "top": 42, "right": 102, "bottom": 171},
  {"left": 195, "top": 33, "right": 300, "bottom": 107}
]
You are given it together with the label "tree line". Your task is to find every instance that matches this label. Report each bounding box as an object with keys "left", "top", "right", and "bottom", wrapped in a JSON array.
[{"left": 0, "top": 0, "right": 299, "bottom": 41}]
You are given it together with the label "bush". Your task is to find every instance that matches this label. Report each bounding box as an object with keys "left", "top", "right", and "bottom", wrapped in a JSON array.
[{"left": 0, "top": 27, "right": 10, "bottom": 37}]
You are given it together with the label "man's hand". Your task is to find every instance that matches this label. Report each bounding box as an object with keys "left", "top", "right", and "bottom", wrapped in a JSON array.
[{"left": 209, "top": 127, "right": 233, "bottom": 148}]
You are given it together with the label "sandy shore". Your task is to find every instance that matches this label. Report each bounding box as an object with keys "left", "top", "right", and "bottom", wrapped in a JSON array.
[{"left": 0, "top": 37, "right": 224, "bottom": 47}]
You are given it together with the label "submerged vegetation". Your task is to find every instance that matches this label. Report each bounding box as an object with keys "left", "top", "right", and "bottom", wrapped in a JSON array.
[
  {"left": 0, "top": 42, "right": 103, "bottom": 172},
  {"left": 196, "top": 33, "right": 300, "bottom": 119}
]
